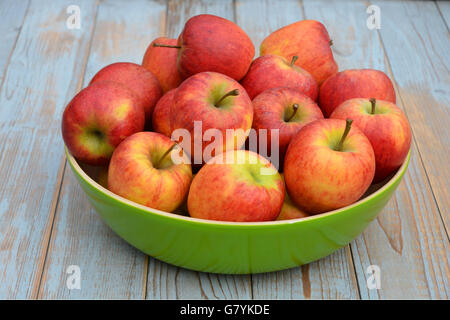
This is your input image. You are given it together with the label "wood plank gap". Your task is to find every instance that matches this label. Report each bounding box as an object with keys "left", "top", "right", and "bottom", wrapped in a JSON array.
[
  {"left": 142, "top": 256, "right": 149, "bottom": 300},
  {"left": 372, "top": 12, "right": 449, "bottom": 240},
  {"left": 34, "top": 1, "right": 101, "bottom": 299},
  {"left": 33, "top": 160, "right": 67, "bottom": 299},
  {"left": 347, "top": 245, "right": 362, "bottom": 299}
]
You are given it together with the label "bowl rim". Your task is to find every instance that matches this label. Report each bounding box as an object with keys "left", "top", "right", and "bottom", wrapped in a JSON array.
[{"left": 66, "top": 146, "right": 410, "bottom": 227}]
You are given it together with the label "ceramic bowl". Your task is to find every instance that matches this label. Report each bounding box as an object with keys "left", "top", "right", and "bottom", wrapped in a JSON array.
[{"left": 66, "top": 147, "right": 410, "bottom": 274}]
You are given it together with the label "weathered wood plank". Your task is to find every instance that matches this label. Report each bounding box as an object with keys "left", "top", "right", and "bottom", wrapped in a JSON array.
[
  {"left": 0, "top": 0, "right": 98, "bottom": 299},
  {"left": 300, "top": 0, "right": 449, "bottom": 299},
  {"left": 146, "top": 0, "right": 253, "bottom": 300},
  {"left": 0, "top": 0, "right": 30, "bottom": 83},
  {"left": 38, "top": 0, "right": 167, "bottom": 299},
  {"left": 355, "top": 0, "right": 449, "bottom": 299},
  {"left": 374, "top": 0, "right": 449, "bottom": 230},
  {"left": 236, "top": 0, "right": 360, "bottom": 300},
  {"left": 436, "top": 0, "right": 450, "bottom": 27}
]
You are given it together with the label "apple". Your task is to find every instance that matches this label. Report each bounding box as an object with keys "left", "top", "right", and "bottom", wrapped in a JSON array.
[
  {"left": 142, "top": 37, "right": 183, "bottom": 93},
  {"left": 62, "top": 81, "right": 145, "bottom": 165},
  {"left": 89, "top": 62, "right": 162, "bottom": 123},
  {"left": 251, "top": 87, "right": 323, "bottom": 168},
  {"left": 171, "top": 72, "right": 253, "bottom": 164},
  {"left": 260, "top": 20, "right": 338, "bottom": 85},
  {"left": 330, "top": 98, "right": 411, "bottom": 182},
  {"left": 108, "top": 132, "right": 192, "bottom": 212},
  {"left": 277, "top": 191, "right": 309, "bottom": 220},
  {"left": 318, "top": 69, "right": 396, "bottom": 117},
  {"left": 187, "top": 150, "right": 285, "bottom": 222},
  {"left": 240, "top": 54, "right": 319, "bottom": 100},
  {"left": 152, "top": 88, "right": 176, "bottom": 138},
  {"left": 284, "top": 118, "right": 375, "bottom": 214},
  {"left": 153, "top": 14, "right": 254, "bottom": 81}
]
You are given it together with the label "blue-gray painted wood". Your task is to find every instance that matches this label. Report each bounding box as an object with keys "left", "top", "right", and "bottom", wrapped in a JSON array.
[{"left": 0, "top": 0, "right": 98, "bottom": 299}]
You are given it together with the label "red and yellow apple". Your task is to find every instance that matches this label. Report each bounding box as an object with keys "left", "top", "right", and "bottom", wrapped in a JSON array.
[
  {"left": 62, "top": 81, "right": 145, "bottom": 165},
  {"left": 240, "top": 54, "right": 319, "bottom": 100},
  {"left": 154, "top": 14, "right": 254, "bottom": 81},
  {"left": 108, "top": 132, "right": 192, "bottom": 212},
  {"left": 284, "top": 118, "right": 375, "bottom": 214},
  {"left": 152, "top": 88, "right": 176, "bottom": 138},
  {"left": 277, "top": 192, "right": 309, "bottom": 220},
  {"left": 89, "top": 62, "right": 162, "bottom": 123},
  {"left": 260, "top": 20, "right": 338, "bottom": 85},
  {"left": 331, "top": 98, "right": 411, "bottom": 182},
  {"left": 142, "top": 37, "right": 183, "bottom": 93},
  {"left": 251, "top": 87, "right": 323, "bottom": 168},
  {"left": 188, "top": 150, "right": 285, "bottom": 222},
  {"left": 171, "top": 72, "right": 253, "bottom": 164},
  {"left": 318, "top": 69, "right": 396, "bottom": 117}
]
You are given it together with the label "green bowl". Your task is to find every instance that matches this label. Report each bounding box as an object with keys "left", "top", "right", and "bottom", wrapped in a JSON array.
[{"left": 66, "top": 147, "right": 410, "bottom": 274}]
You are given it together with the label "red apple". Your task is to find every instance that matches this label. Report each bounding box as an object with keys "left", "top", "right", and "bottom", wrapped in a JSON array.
[
  {"left": 152, "top": 88, "right": 176, "bottom": 138},
  {"left": 108, "top": 132, "right": 192, "bottom": 212},
  {"left": 142, "top": 37, "right": 183, "bottom": 93},
  {"left": 260, "top": 20, "right": 338, "bottom": 85},
  {"left": 62, "top": 81, "right": 145, "bottom": 165},
  {"left": 154, "top": 14, "right": 254, "bottom": 81},
  {"left": 277, "top": 191, "right": 309, "bottom": 220},
  {"left": 284, "top": 118, "right": 375, "bottom": 214},
  {"left": 318, "top": 69, "right": 396, "bottom": 117},
  {"left": 89, "top": 62, "right": 162, "bottom": 123},
  {"left": 187, "top": 150, "right": 285, "bottom": 222},
  {"left": 171, "top": 72, "right": 253, "bottom": 164},
  {"left": 251, "top": 87, "right": 323, "bottom": 168},
  {"left": 240, "top": 55, "right": 318, "bottom": 100},
  {"left": 330, "top": 98, "right": 411, "bottom": 182}
]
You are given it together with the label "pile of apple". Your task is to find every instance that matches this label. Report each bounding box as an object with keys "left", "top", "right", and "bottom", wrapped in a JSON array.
[{"left": 62, "top": 15, "right": 411, "bottom": 222}]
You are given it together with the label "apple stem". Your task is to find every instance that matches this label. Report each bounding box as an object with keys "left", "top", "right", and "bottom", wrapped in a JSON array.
[
  {"left": 329, "top": 39, "right": 333, "bottom": 46},
  {"left": 156, "top": 143, "right": 177, "bottom": 168},
  {"left": 336, "top": 118, "right": 353, "bottom": 152},
  {"left": 370, "top": 98, "right": 376, "bottom": 114},
  {"left": 153, "top": 43, "right": 181, "bottom": 49},
  {"left": 215, "top": 89, "right": 239, "bottom": 106},
  {"left": 290, "top": 56, "right": 298, "bottom": 67},
  {"left": 286, "top": 104, "right": 299, "bottom": 122}
]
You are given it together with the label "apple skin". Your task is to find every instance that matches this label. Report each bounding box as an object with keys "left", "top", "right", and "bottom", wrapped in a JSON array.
[
  {"left": 89, "top": 62, "right": 162, "bottom": 123},
  {"left": 187, "top": 150, "right": 285, "bottom": 222},
  {"left": 108, "top": 132, "right": 192, "bottom": 212},
  {"left": 284, "top": 119, "right": 375, "bottom": 214},
  {"left": 142, "top": 37, "right": 183, "bottom": 93},
  {"left": 277, "top": 191, "right": 309, "bottom": 220},
  {"left": 177, "top": 14, "right": 254, "bottom": 81},
  {"left": 330, "top": 98, "right": 411, "bottom": 182},
  {"left": 260, "top": 20, "right": 338, "bottom": 85},
  {"left": 240, "top": 55, "right": 319, "bottom": 100},
  {"left": 152, "top": 88, "right": 176, "bottom": 138},
  {"left": 171, "top": 72, "right": 253, "bottom": 164},
  {"left": 62, "top": 81, "right": 145, "bottom": 166},
  {"left": 318, "top": 69, "right": 396, "bottom": 117},
  {"left": 251, "top": 87, "right": 323, "bottom": 168}
]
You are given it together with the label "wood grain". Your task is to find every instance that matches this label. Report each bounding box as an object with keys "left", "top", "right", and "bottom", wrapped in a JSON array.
[
  {"left": 146, "top": 0, "right": 252, "bottom": 300},
  {"left": 0, "top": 0, "right": 98, "bottom": 299},
  {"left": 374, "top": 0, "right": 449, "bottom": 231},
  {"left": 300, "top": 0, "right": 449, "bottom": 299},
  {"left": 0, "top": 0, "right": 30, "bottom": 84},
  {"left": 236, "top": 0, "right": 361, "bottom": 300},
  {"left": 37, "top": 0, "right": 167, "bottom": 299},
  {"left": 436, "top": 0, "right": 450, "bottom": 27}
]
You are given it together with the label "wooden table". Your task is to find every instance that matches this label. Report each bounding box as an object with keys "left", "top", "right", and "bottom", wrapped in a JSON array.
[{"left": 0, "top": 0, "right": 448, "bottom": 300}]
